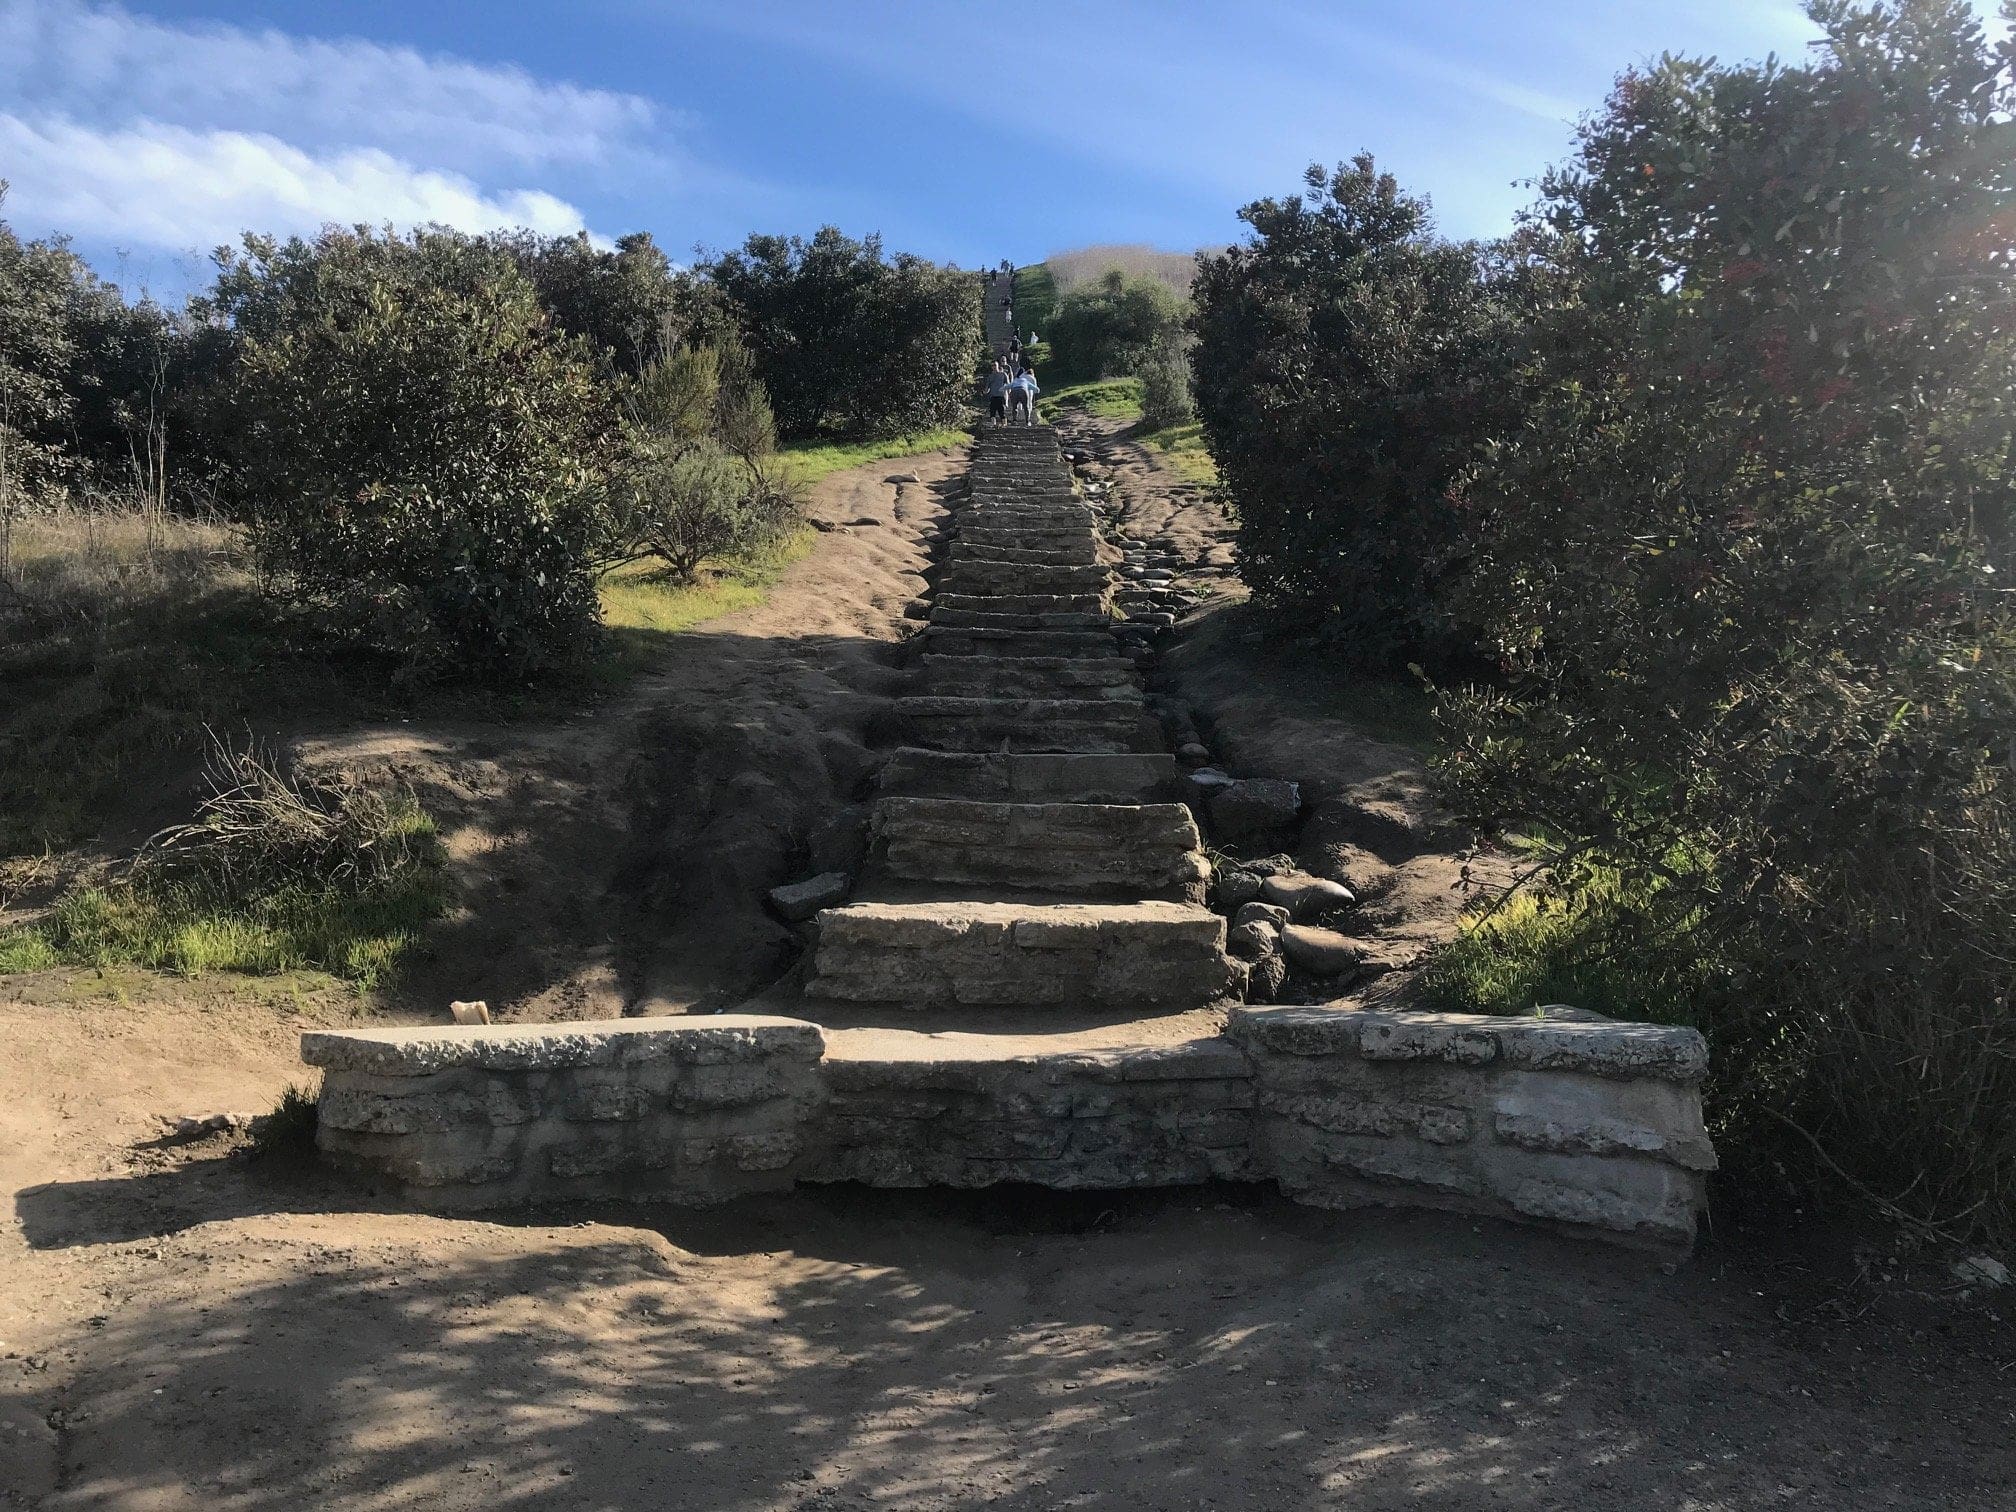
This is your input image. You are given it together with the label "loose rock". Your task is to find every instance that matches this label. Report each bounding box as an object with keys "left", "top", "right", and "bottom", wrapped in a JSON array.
[
  {"left": 1234, "top": 901, "right": 1291, "bottom": 930},
  {"left": 1227, "top": 919, "right": 1281, "bottom": 960},
  {"left": 768, "top": 872, "right": 851, "bottom": 923},
  {"left": 1247, "top": 952, "right": 1289, "bottom": 1002},
  {"left": 449, "top": 1000, "right": 491, "bottom": 1026},
  {"left": 1209, "top": 778, "right": 1302, "bottom": 839},
  {"left": 1261, "top": 871, "right": 1358, "bottom": 918},
  {"left": 1280, "top": 924, "right": 1363, "bottom": 976},
  {"left": 1215, "top": 869, "right": 1264, "bottom": 908}
]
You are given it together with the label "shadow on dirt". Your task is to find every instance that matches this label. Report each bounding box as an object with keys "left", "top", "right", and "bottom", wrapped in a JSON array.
[{"left": 23, "top": 1158, "right": 2016, "bottom": 1509}]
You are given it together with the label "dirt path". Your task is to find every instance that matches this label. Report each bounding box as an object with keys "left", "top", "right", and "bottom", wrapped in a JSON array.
[{"left": 5, "top": 447, "right": 2013, "bottom": 1509}]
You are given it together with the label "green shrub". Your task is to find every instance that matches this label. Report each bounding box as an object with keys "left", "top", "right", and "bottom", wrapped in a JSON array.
[
  {"left": 601, "top": 335, "right": 799, "bottom": 583},
  {"left": 1044, "top": 268, "right": 1188, "bottom": 385},
  {"left": 496, "top": 229, "right": 728, "bottom": 378},
  {"left": 207, "top": 227, "right": 616, "bottom": 682},
  {"left": 706, "top": 227, "right": 980, "bottom": 440},
  {"left": 1137, "top": 334, "right": 1196, "bottom": 430},
  {"left": 1192, "top": 156, "right": 1545, "bottom": 668},
  {"left": 1437, "top": 0, "right": 2016, "bottom": 1242}
]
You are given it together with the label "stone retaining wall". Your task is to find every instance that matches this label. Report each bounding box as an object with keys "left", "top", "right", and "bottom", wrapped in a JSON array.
[
  {"left": 304, "top": 1017, "right": 825, "bottom": 1210},
  {"left": 303, "top": 1007, "right": 1713, "bottom": 1251},
  {"left": 1228, "top": 1006, "right": 1713, "bottom": 1252}
]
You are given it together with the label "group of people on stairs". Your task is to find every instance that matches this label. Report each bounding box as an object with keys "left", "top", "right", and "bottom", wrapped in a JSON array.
[
  {"left": 984, "top": 264, "right": 1039, "bottom": 427},
  {"left": 984, "top": 353, "right": 1040, "bottom": 427}
]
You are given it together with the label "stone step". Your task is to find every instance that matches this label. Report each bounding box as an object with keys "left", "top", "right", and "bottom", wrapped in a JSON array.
[
  {"left": 918, "top": 625, "right": 1122, "bottom": 658},
  {"left": 878, "top": 696, "right": 1163, "bottom": 754},
  {"left": 943, "top": 562, "right": 1110, "bottom": 596},
  {"left": 877, "top": 749, "right": 1181, "bottom": 804},
  {"left": 919, "top": 654, "right": 1139, "bottom": 700},
  {"left": 870, "top": 798, "right": 1207, "bottom": 900},
  {"left": 927, "top": 607, "right": 1109, "bottom": 632},
  {"left": 807, "top": 899, "right": 1239, "bottom": 1010},
  {"left": 956, "top": 526, "right": 1099, "bottom": 547},
  {"left": 934, "top": 592, "right": 1105, "bottom": 617},
  {"left": 947, "top": 541, "right": 1101, "bottom": 567}
]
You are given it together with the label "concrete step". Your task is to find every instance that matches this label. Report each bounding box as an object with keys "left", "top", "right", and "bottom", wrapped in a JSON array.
[
  {"left": 878, "top": 696, "right": 1162, "bottom": 754},
  {"left": 877, "top": 749, "right": 1181, "bottom": 804},
  {"left": 918, "top": 625, "right": 1122, "bottom": 658},
  {"left": 807, "top": 899, "right": 1239, "bottom": 1010},
  {"left": 870, "top": 797, "right": 1207, "bottom": 900},
  {"left": 947, "top": 541, "right": 1101, "bottom": 567},
  {"left": 956, "top": 526, "right": 1099, "bottom": 547},
  {"left": 919, "top": 654, "right": 1139, "bottom": 700}
]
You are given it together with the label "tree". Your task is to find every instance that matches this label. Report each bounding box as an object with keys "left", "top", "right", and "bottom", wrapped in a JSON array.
[
  {"left": 1045, "top": 267, "right": 1188, "bottom": 383},
  {"left": 1436, "top": 0, "right": 2016, "bottom": 1235},
  {"left": 705, "top": 227, "right": 978, "bottom": 439},
  {"left": 496, "top": 229, "right": 729, "bottom": 378},
  {"left": 211, "top": 227, "right": 617, "bottom": 680},
  {"left": 1191, "top": 156, "right": 1543, "bottom": 666}
]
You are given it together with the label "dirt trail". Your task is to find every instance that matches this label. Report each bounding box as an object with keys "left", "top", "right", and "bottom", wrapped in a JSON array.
[{"left": 4, "top": 447, "right": 2013, "bottom": 1509}]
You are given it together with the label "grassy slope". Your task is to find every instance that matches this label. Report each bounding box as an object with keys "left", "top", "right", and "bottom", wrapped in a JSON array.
[
  {"left": 597, "top": 427, "right": 966, "bottom": 648},
  {"left": 1038, "top": 377, "right": 1220, "bottom": 486}
]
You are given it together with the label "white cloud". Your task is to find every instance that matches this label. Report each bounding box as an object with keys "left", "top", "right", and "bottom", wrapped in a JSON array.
[
  {"left": 0, "top": 0, "right": 663, "bottom": 175},
  {"left": 0, "top": 0, "right": 668, "bottom": 254},
  {"left": 0, "top": 115, "right": 594, "bottom": 251}
]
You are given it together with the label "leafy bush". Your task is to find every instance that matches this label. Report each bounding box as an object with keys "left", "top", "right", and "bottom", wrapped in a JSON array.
[
  {"left": 209, "top": 227, "right": 616, "bottom": 681},
  {"left": 1137, "top": 333, "right": 1196, "bottom": 430},
  {"left": 497, "top": 229, "right": 729, "bottom": 377},
  {"left": 603, "top": 336, "right": 798, "bottom": 582},
  {"left": 1191, "top": 156, "right": 1543, "bottom": 667},
  {"left": 0, "top": 189, "right": 186, "bottom": 509},
  {"left": 1044, "top": 267, "right": 1189, "bottom": 384},
  {"left": 705, "top": 227, "right": 979, "bottom": 439},
  {"left": 1435, "top": 1, "right": 2016, "bottom": 1241}
]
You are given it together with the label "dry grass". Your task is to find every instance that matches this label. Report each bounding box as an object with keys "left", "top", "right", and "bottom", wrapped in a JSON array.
[
  {"left": 1, "top": 496, "right": 261, "bottom": 855},
  {"left": 1043, "top": 244, "right": 1212, "bottom": 296}
]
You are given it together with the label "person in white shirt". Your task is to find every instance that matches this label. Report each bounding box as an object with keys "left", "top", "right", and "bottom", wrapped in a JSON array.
[{"left": 1010, "top": 365, "right": 1039, "bottom": 424}]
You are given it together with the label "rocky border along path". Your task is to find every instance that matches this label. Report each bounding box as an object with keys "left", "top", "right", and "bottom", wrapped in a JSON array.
[{"left": 801, "top": 425, "right": 1244, "bottom": 1019}]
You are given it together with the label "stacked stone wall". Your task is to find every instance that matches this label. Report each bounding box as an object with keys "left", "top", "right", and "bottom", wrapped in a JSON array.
[{"left": 305, "top": 1007, "right": 1712, "bottom": 1252}]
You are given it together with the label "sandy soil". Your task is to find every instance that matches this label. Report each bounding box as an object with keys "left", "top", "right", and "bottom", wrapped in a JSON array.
[{"left": 5, "top": 446, "right": 2013, "bottom": 1509}]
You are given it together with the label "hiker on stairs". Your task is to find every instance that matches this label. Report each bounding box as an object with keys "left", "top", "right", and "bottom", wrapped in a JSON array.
[
  {"left": 984, "top": 360, "right": 1012, "bottom": 426},
  {"left": 1009, "top": 363, "right": 1039, "bottom": 425}
]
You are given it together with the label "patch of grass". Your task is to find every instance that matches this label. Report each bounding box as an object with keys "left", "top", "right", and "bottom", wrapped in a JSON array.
[
  {"left": 248, "top": 1080, "right": 321, "bottom": 1161},
  {"left": 1039, "top": 378, "right": 1144, "bottom": 422},
  {"left": 0, "top": 743, "right": 449, "bottom": 988},
  {"left": 1140, "top": 420, "right": 1218, "bottom": 485},
  {"left": 1012, "top": 262, "right": 1058, "bottom": 339},
  {"left": 596, "top": 527, "right": 819, "bottom": 682},
  {"left": 1, "top": 501, "right": 265, "bottom": 856},
  {"left": 778, "top": 428, "right": 968, "bottom": 487},
  {"left": 1419, "top": 862, "right": 1728, "bottom": 1026},
  {"left": 600, "top": 527, "right": 817, "bottom": 636}
]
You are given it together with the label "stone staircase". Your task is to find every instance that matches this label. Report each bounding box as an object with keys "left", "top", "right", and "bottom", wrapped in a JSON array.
[{"left": 806, "top": 425, "right": 1242, "bottom": 1017}]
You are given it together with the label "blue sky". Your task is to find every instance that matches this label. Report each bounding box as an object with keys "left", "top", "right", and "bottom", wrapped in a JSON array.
[{"left": 2, "top": 0, "right": 1839, "bottom": 301}]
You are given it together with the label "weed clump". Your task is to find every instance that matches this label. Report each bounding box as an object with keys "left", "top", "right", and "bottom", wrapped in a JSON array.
[{"left": 2, "top": 736, "right": 447, "bottom": 986}]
